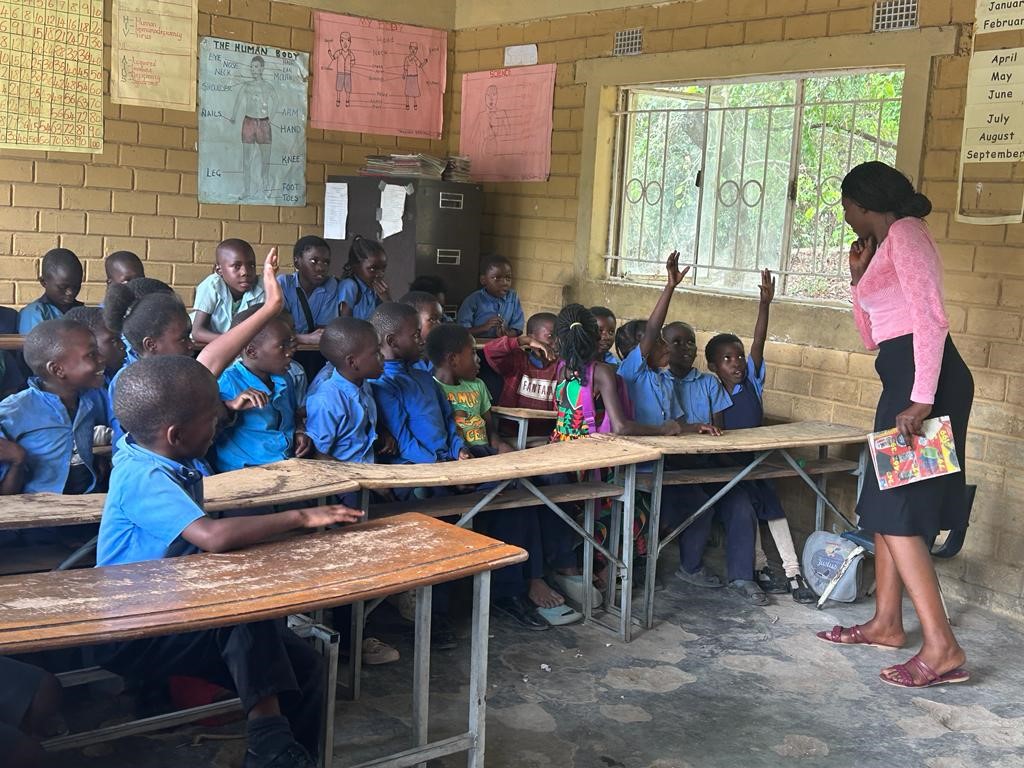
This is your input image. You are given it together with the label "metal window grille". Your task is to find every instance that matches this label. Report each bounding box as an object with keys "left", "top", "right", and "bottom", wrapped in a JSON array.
[
  {"left": 609, "top": 69, "right": 905, "bottom": 304},
  {"left": 873, "top": 0, "right": 918, "bottom": 31},
  {"left": 613, "top": 28, "right": 644, "bottom": 56}
]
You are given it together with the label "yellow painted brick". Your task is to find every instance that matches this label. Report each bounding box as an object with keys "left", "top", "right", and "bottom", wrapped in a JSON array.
[
  {"left": 291, "top": 28, "right": 313, "bottom": 52},
  {"left": 477, "top": 48, "right": 504, "bottom": 69},
  {"left": 707, "top": 22, "right": 745, "bottom": 47},
  {"left": 951, "top": 0, "right": 975, "bottom": 21},
  {"left": 253, "top": 22, "right": 291, "bottom": 47},
  {"left": 805, "top": 0, "right": 839, "bottom": 10},
  {"left": 940, "top": 243, "right": 974, "bottom": 271},
  {"left": 766, "top": 0, "right": 807, "bottom": 13},
  {"left": 149, "top": 239, "right": 196, "bottom": 264},
  {"left": 163, "top": 110, "right": 199, "bottom": 128},
  {"left": 966, "top": 308, "right": 1022, "bottom": 339},
  {"left": 946, "top": 303, "right": 967, "bottom": 333},
  {"left": 278, "top": 206, "right": 318, "bottom": 225},
  {"left": 261, "top": 223, "right": 300, "bottom": 244},
  {"left": 175, "top": 218, "right": 223, "bottom": 241},
  {"left": 119, "top": 145, "right": 166, "bottom": 170},
  {"left": 112, "top": 191, "right": 157, "bottom": 215},
  {"left": 131, "top": 216, "right": 176, "bottom": 239},
  {"left": 930, "top": 88, "right": 966, "bottom": 120},
  {"left": 728, "top": 0, "right": 767, "bottom": 19},
  {"left": 774, "top": 367, "right": 812, "bottom": 394},
  {"left": 923, "top": 150, "right": 958, "bottom": 180},
  {"left": 624, "top": 6, "right": 659, "bottom": 29},
  {"left": 173, "top": 263, "right": 216, "bottom": 285},
  {"left": 455, "top": 50, "right": 480, "bottom": 72},
  {"left": 810, "top": 373, "right": 859, "bottom": 403},
  {"left": 673, "top": 26, "right": 708, "bottom": 49},
  {"left": 975, "top": 370, "right": 1008, "bottom": 401},
  {"left": 230, "top": 0, "right": 270, "bottom": 22},
  {"left": 200, "top": 0, "right": 229, "bottom": 15},
  {"left": 975, "top": 245, "right": 1024, "bottom": 277},
  {"left": 0, "top": 257, "right": 40, "bottom": 280},
  {"left": 199, "top": 203, "right": 240, "bottom": 221},
  {"left": 85, "top": 165, "right": 134, "bottom": 190},
  {"left": 0, "top": 183, "right": 10, "bottom": 206},
  {"left": 658, "top": 2, "right": 693, "bottom": 28},
  {"left": 1000, "top": 279, "right": 1024, "bottom": 308},
  {"left": 691, "top": 0, "right": 729, "bottom": 23},
  {"left": 156, "top": 194, "right": 199, "bottom": 218},
  {"left": 585, "top": 34, "right": 610, "bottom": 56},
  {"left": 269, "top": 1, "right": 308, "bottom": 26},
  {"left": 785, "top": 12, "right": 828, "bottom": 39},
  {"left": 58, "top": 235, "right": 103, "bottom": 259},
  {"left": 496, "top": 24, "right": 525, "bottom": 46},
  {"left": 86, "top": 213, "right": 131, "bottom": 236},
  {"left": 139, "top": 124, "right": 184, "bottom": 148},
  {"left": 945, "top": 275, "right": 1001, "bottom": 305},
  {"left": 139, "top": 261, "right": 173, "bottom": 282},
  {"left": 135, "top": 170, "right": 181, "bottom": 194},
  {"left": 1007, "top": 375, "right": 1024, "bottom": 406},
  {"left": 211, "top": 15, "right": 252, "bottom": 40},
  {"left": 918, "top": 0, "right": 952, "bottom": 26},
  {"left": 104, "top": 119, "right": 140, "bottom": 143},
  {"left": 221, "top": 222, "right": 262, "bottom": 243},
  {"left": 643, "top": 29, "right": 674, "bottom": 53},
  {"left": 828, "top": 7, "right": 872, "bottom": 35},
  {"left": 802, "top": 346, "right": 848, "bottom": 374},
  {"left": 3, "top": 208, "right": 38, "bottom": 232},
  {"left": 38, "top": 211, "right": 86, "bottom": 234},
  {"left": 12, "top": 184, "right": 61, "bottom": 209},
  {"left": 34, "top": 161, "right": 84, "bottom": 185},
  {"left": 745, "top": 17, "right": 783, "bottom": 43},
  {"left": 118, "top": 105, "right": 164, "bottom": 124}
]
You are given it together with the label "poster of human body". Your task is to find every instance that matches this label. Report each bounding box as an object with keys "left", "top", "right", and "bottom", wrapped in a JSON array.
[
  {"left": 198, "top": 38, "right": 308, "bottom": 206},
  {"left": 310, "top": 11, "right": 446, "bottom": 140},
  {"left": 459, "top": 64, "right": 555, "bottom": 182}
]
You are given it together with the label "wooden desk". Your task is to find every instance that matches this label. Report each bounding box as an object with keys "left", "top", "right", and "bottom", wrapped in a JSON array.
[
  {"left": 491, "top": 405, "right": 558, "bottom": 450},
  {"left": 0, "top": 513, "right": 525, "bottom": 768},
  {"left": 601, "top": 421, "right": 868, "bottom": 628}
]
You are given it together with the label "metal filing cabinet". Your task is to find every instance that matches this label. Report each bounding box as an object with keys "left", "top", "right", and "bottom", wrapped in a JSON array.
[{"left": 325, "top": 176, "right": 483, "bottom": 313}]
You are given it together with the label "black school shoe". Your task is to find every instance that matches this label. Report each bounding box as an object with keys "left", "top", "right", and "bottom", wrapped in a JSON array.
[
  {"left": 244, "top": 742, "right": 316, "bottom": 768},
  {"left": 728, "top": 579, "right": 769, "bottom": 606},
  {"left": 755, "top": 565, "right": 790, "bottom": 594},
  {"left": 789, "top": 573, "right": 818, "bottom": 604},
  {"left": 493, "top": 595, "right": 550, "bottom": 631}
]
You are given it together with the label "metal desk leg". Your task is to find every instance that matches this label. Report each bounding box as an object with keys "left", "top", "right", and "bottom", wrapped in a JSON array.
[
  {"left": 413, "top": 586, "right": 432, "bottom": 768},
  {"left": 643, "top": 458, "right": 665, "bottom": 630},
  {"left": 582, "top": 498, "right": 596, "bottom": 623},
  {"left": 318, "top": 625, "right": 340, "bottom": 768},
  {"left": 467, "top": 570, "right": 491, "bottom": 768},
  {"left": 814, "top": 445, "right": 828, "bottom": 531},
  {"left": 342, "top": 600, "right": 365, "bottom": 702},
  {"left": 618, "top": 462, "right": 637, "bottom": 643},
  {"left": 516, "top": 417, "right": 527, "bottom": 451},
  {"left": 606, "top": 469, "right": 623, "bottom": 615}
]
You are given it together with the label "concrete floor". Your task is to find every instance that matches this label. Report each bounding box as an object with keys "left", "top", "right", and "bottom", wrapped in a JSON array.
[{"left": 63, "top": 555, "right": 1024, "bottom": 768}]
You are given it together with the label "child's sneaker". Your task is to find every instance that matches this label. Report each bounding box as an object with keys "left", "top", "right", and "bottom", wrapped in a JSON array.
[
  {"left": 728, "top": 579, "right": 768, "bottom": 606},
  {"left": 362, "top": 637, "right": 400, "bottom": 665},
  {"left": 788, "top": 573, "right": 817, "bottom": 604},
  {"left": 755, "top": 565, "right": 789, "bottom": 594}
]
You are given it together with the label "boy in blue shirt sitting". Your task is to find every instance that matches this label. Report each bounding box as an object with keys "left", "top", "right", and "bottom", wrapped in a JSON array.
[
  {"left": 705, "top": 269, "right": 816, "bottom": 603},
  {"left": 96, "top": 355, "right": 363, "bottom": 768},
  {"left": 192, "top": 238, "right": 266, "bottom": 343},
  {"left": 0, "top": 319, "right": 110, "bottom": 496},
  {"left": 18, "top": 248, "right": 85, "bottom": 334},
  {"left": 212, "top": 307, "right": 312, "bottom": 472},
  {"left": 278, "top": 235, "right": 338, "bottom": 346},
  {"left": 456, "top": 255, "right": 524, "bottom": 339}
]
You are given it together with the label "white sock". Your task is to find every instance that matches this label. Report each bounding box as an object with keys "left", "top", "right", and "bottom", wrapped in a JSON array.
[
  {"left": 754, "top": 526, "right": 768, "bottom": 571},
  {"left": 768, "top": 517, "right": 801, "bottom": 579}
]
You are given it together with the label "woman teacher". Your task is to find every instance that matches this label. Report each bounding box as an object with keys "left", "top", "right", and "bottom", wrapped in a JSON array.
[{"left": 817, "top": 161, "right": 974, "bottom": 689}]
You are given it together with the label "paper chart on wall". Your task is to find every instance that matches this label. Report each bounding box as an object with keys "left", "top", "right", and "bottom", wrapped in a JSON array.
[
  {"left": 0, "top": 0, "right": 104, "bottom": 153},
  {"left": 197, "top": 38, "right": 309, "bottom": 207},
  {"left": 111, "top": 0, "right": 197, "bottom": 110},
  {"left": 324, "top": 182, "right": 348, "bottom": 240},
  {"left": 310, "top": 11, "right": 446, "bottom": 140},
  {"left": 459, "top": 64, "right": 556, "bottom": 182}
]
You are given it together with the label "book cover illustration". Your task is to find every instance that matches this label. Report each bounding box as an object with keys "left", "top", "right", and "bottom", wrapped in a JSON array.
[{"left": 868, "top": 415, "right": 961, "bottom": 491}]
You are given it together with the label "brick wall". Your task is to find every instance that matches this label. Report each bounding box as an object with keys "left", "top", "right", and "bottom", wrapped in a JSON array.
[
  {"left": 0, "top": 0, "right": 452, "bottom": 306},
  {"left": 451, "top": 0, "right": 1024, "bottom": 618}
]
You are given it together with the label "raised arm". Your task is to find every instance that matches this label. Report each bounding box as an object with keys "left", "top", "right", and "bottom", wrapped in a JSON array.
[
  {"left": 196, "top": 248, "right": 284, "bottom": 377},
  {"left": 750, "top": 268, "right": 774, "bottom": 371},
  {"left": 640, "top": 251, "right": 688, "bottom": 359}
]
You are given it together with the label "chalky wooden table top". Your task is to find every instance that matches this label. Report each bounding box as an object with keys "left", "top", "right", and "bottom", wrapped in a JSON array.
[
  {"left": 491, "top": 406, "right": 558, "bottom": 420},
  {"left": 600, "top": 421, "right": 868, "bottom": 456},
  {"left": 0, "top": 513, "right": 525, "bottom": 653}
]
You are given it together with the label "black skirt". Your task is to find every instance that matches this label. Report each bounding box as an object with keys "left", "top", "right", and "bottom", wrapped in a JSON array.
[{"left": 857, "top": 334, "right": 973, "bottom": 538}]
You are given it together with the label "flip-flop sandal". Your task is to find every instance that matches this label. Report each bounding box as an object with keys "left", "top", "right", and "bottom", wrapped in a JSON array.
[
  {"left": 880, "top": 655, "right": 970, "bottom": 689},
  {"left": 816, "top": 624, "right": 903, "bottom": 650},
  {"left": 535, "top": 604, "right": 583, "bottom": 626},
  {"left": 551, "top": 574, "right": 603, "bottom": 608}
]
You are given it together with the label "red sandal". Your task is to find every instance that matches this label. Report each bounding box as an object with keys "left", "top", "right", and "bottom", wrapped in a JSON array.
[
  {"left": 880, "top": 655, "right": 970, "bottom": 689},
  {"left": 815, "top": 624, "right": 902, "bottom": 650}
]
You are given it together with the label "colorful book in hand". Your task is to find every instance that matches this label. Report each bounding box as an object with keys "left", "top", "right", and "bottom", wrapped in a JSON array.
[{"left": 868, "top": 415, "right": 961, "bottom": 491}]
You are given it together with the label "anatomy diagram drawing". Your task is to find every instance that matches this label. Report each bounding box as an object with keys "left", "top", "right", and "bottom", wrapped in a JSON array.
[
  {"left": 198, "top": 38, "right": 308, "bottom": 206},
  {"left": 311, "top": 11, "right": 446, "bottom": 140},
  {"left": 460, "top": 64, "right": 556, "bottom": 182}
]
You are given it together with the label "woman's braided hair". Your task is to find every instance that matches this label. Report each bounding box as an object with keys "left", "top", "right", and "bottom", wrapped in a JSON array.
[{"left": 555, "top": 303, "right": 599, "bottom": 384}]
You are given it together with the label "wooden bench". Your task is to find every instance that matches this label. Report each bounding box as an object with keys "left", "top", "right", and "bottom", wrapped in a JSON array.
[
  {"left": 601, "top": 421, "right": 869, "bottom": 629},
  {"left": 491, "top": 405, "right": 558, "bottom": 450},
  {"left": 338, "top": 437, "right": 661, "bottom": 642},
  {"left": 0, "top": 513, "right": 525, "bottom": 768}
]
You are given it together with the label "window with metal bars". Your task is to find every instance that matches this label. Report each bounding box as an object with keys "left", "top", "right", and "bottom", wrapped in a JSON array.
[{"left": 609, "top": 69, "right": 904, "bottom": 303}]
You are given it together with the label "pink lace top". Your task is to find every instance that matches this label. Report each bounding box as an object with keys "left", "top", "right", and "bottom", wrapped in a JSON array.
[{"left": 851, "top": 217, "right": 949, "bottom": 404}]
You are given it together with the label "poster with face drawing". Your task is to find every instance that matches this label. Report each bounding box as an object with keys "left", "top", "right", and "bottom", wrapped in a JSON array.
[
  {"left": 310, "top": 11, "right": 446, "bottom": 140},
  {"left": 459, "top": 64, "right": 556, "bottom": 182},
  {"left": 198, "top": 38, "right": 309, "bottom": 205}
]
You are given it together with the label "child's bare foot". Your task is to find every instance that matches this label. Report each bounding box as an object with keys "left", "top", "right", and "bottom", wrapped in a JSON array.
[{"left": 528, "top": 578, "right": 565, "bottom": 609}]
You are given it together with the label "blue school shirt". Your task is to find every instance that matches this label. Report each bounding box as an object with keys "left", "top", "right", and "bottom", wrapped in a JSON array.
[
  {"left": 191, "top": 274, "right": 265, "bottom": 335},
  {"left": 306, "top": 370, "right": 377, "bottom": 463},
  {"left": 277, "top": 273, "right": 340, "bottom": 334},
  {"left": 603, "top": 351, "right": 619, "bottom": 366},
  {"left": 674, "top": 368, "right": 732, "bottom": 425},
  {"left": 107, "top": 360, "right": 135, "bottom": 448},
  {"left": 97, "top": 436, "right": 211, "bottom": 566},
  {"left": 617, "top": 346, "right": 684, "bottom": 425},
  {"left": 212, "top": 360, "right": 297, "bottom": 472},
  {"left": 337, "top": 276, "right": 380, "bottom": 321},
  {"left": 0, "top": 379, "right": 109, "bottom": 493},
  {"left": 17, "top": 298, "right": 80, "bottom": 334},
  {"left": 720, "top": 358, "right": 766, "bottom": 430},
  {"left": 287, "top": 360, "right": 308, "bottom": 406},
  {"left": 456, "top": 288, "right": 525, "bottom": 337},
  {"left": 371, "top": 359, "right": 465, "bottom": 463}
]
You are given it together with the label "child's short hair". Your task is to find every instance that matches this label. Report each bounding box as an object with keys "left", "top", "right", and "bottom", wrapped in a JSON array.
[
  {"left": 23, "top": 319, "right": 87, "bottom": 377},
  {"left": 705, "top": 332, "right": 743, "bottom": 363},
  {"left": 615, "top": 319, "right": 645, "bottom": 359},
  {"left": 215, "top": 238, "right": 255, "bottom": 264},
  {"left": 105, "top": 250, "right": 144, "bottom": 278},
  {"left": 343, "top": 235, "right": 386, "bottom": 279},
  {"left": 293, "top": 235, "right": 330, "bottom": 263},
  {"left": 590, "top": 306, "right": 615, "bottom": 323},
  {"left": 526, "top": 312, "right": 557, "bottom": 336},
  {"left": 409, "top": 275, "right": 447, "bottom": 297},
  {"left": 399, "top": 290, "right": 441, "bottom": 311},
  {"left": 479, "top": 254, "right": 511, "bottom": 276},
  {"left": 64, "top": 306, "right": 108, "bottom": 335},
  {"left": 555, "top": 304, "right": 599, "bottom": 376},
  {"left": 114, "top": 356, "right": 219, "bottom": 445},
  {"left": 425, "top": 323, "right": 473, "bottom": 366},
  {"left": 103, "top": 278, "right": 175, "bottom": 335},
  {"left": 319, "top": 316, "right": 378, "bottom": 366},
  {"left": 370, "top": 301, "right": 417, "bottom": 339},
  {"left": 120, "top": 294, "right": 187, "bottom": 352},
  {"left": 41, "top": 248, "right": 82, "bottom": 278}
]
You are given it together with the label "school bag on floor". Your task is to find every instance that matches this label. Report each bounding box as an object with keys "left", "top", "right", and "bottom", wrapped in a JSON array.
[{"left": 801, "top": 530, "right": 864, "bottom": 603}]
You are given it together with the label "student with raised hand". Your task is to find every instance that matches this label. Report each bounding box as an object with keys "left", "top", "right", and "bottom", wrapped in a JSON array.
[
  {"left": 338, "top": 236, "right": 390, "bottom": 320},
  {"left": 18, "top": 248, "right": 84, "bottom": 334},
  {"left": 278, "top": 235, "right": 338, "bottom": 345},
  {"left": 104, "top": 250, "right": 145, "bottom": 286},
  {"left": 191, "top": 238, "right": 266, "bottom": 344},
  {"left": 96, "top": 355, "right": 363, "bottom": 768}
]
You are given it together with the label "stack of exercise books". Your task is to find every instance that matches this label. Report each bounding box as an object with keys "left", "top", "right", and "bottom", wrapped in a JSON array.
[
  {"left": 442, "top": 155, "right": 472, "bottom": 182},
  {"left": 359, "top": 153, "right": 447, "bottom": 179}
]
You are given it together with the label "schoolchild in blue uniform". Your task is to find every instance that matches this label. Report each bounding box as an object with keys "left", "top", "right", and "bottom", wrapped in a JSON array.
[
  {"left": 338, "top": 236, "right": 390, "bottom": 321},
  {"left": 18, "top": 248, "right": 84, "bottom": 334},
  {"left": 64, "top": 306, "right": 127, "bottom": 387},
  {"left": 95, "top": 355, "right": 362, "bottom": 768},
  {"left": 400, "top": 290, "right": 446, "bottom": 374},
  {"left": 278, "top": 235, "right": 339, "bottom": 344},
  {"left": 590, "top": 306, "right": 619, "bottom": 365},
  {"left": 213, "top": 308, "right": 312, "bottom": 473},
  {"left": 706, "top": 269, "right": 815, "bottom": 603},
  {"left": 104, "top": 250, "right": 145, "bottom": 286},
  {"left": 191, "top": 239, "right": 266, "bottom": 344},
  {"left": 0, "top": 319, "right": 110, "bottom": 496},
  {"left": 457, "top": 255, "right": 524, "bottom": 339}
]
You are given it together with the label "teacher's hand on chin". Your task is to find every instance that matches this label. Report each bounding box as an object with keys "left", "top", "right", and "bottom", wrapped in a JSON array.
[{"left": 894, "top": 402, "right": 931, "bottom": 443}]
